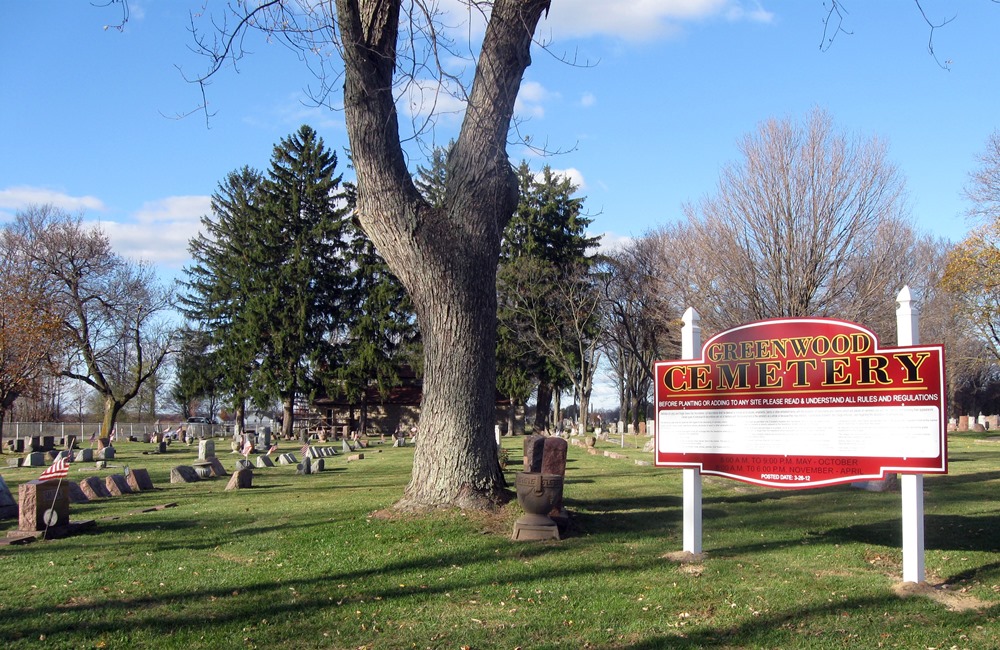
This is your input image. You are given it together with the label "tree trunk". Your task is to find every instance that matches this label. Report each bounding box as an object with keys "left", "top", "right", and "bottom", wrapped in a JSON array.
[
  {"left": 281, "top": 395, "right": 295, "bottom": 441},
  {"left": 337, "top": 0, "right": 550, "bottom": 509},
  {"left": 101, "top": 394, "right": 123, "bottom": 439},
  {"left": 534, "top": 381, "right": 552, "bottom": 432},
  {"left": 234, "top": 400, "right": 246, "bottom": 439},
  {"left": 506, "top": 395, "right": 516, "bottom": 437}
]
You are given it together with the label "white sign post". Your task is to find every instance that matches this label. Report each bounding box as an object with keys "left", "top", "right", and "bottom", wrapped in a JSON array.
[
  {"left": 897, "top": 286, "right": 925, "bottom": 584},
  {"left": 681, "top": 307, "right": 702, "bottom": 555}
]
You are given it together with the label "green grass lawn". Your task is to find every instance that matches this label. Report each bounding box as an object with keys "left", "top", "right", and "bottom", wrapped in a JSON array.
[{"left": 0, "top": 432, "right": 998, "bottom": 649}]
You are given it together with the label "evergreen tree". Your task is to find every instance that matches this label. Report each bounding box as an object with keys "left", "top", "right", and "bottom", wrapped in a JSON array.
[
  {"left": 497, "top": 163, "right": 601, "bottom": 431},
  {"left": 335, "top": 218, "right": 419, "bottom": 434},
  {"left": 413, "top": 142, "right": 453, "bottom": 209},
  {"left": 252, "top": 125, "right": 351, "bottom": 440},
  {"left": 179, "top": 166, "right": 264, "bottom": 435}
]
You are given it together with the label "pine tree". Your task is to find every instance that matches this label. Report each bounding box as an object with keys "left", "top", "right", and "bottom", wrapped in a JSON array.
[
  {"left": 497, "top": 163, "right": 601, "bottom": 432},
  {"left": 179, "top": 166, "right": 264, "bottom": 434},
  {"left": 335, "top": 218, "right": 419, "bottom": 434},
  {"left": 252, "top": 125, "right": 351, "bottom": 440}
]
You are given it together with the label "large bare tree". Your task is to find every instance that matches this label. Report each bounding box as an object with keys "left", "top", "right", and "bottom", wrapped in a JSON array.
[
  {"left": 680, "top": 108, "right": 917, "bottom": 335},
  {"left": 185, "top": 1, "right": 551, "bottom": 509},
  {"left": 13, "top": 205, "right": 176, "bottom": 438}
]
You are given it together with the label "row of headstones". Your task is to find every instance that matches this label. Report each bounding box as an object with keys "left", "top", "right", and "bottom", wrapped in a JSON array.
[
  {"left": 6, "top": 435, "right": 115, "bottom": 454},
  {"left": 7, "top": 447, "right": 115, "bottom": 469},
  {"left": 949, "top": 414, "right": 998, "bottom": 432},
  {"left": 0, "top": 469, "right": 155, "bottom": 533}
]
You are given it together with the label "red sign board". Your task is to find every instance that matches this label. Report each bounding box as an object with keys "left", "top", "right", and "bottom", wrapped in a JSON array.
[{"left": 654, "top": 318, "right": 946, "bottom": 488}]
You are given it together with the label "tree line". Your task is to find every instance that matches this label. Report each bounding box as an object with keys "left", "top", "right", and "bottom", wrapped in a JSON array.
[{"left": 5, "top": 109, "right": 1000, "bottom": 498}]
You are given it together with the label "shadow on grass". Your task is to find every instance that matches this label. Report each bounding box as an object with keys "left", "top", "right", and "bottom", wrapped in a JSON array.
[{"left": 824, "top": 513, "right": 1000, "bottom": 553}]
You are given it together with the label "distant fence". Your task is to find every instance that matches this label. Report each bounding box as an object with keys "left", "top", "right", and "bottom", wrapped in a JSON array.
[{"left": 2, "top": 422, "right": 229, "bottom": 440}]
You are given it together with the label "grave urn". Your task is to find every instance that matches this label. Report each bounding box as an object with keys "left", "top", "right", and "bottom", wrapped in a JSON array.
[{"left": 513, "top": 472, "right": 563, "bottom": 540}]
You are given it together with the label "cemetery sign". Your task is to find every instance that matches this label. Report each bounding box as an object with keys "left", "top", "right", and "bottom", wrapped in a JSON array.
[{"left": 654, "top": 317, "right": 946, "bottom": 488}]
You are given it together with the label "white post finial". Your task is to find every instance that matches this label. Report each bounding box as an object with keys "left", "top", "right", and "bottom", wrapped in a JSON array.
[
  {"left": 896, "top": 285, "right": 919, "bottom": 347},
  {"left": 682, "top": 307, "right": 701, "bottom": 360}
]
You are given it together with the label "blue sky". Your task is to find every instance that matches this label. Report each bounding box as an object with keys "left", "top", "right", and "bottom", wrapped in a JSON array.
[{"left": 2, "top": 1, "right": 998, "bottom": 407}]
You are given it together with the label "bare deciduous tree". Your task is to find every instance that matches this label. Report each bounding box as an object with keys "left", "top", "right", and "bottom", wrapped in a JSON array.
[
  {"left": 680, "top": 108, "right": 915, "bottom": 334},
  {"left": 13, "top": 205, "right": 176, "bottom": 438},
  {"left": 600, "top": 237, "right": 680, "bottom": 428},
  {"left": 0, "top": 228, "right": 66, "bottom": 450}
]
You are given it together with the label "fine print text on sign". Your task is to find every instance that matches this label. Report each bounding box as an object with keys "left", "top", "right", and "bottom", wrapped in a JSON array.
[{"left": 654, "top": 318, "right": 946, "bottom": 488}]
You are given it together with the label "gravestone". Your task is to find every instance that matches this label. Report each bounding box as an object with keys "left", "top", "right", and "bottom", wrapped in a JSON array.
[
  {"left": 24, "top": 452, "right": 46, "bottom": 467},
  {"left": 541, "top": 437, "right": 569, "bottom": 522},
  {"left": 97, "top": 446, "right": 115, "bottom": 460},
  {"left": 170, "top": 466, "right": 200, "bottom": 483},
  {"left": 0, "top": 476, "right": 17, "bottom": 519},
  {"left": 523, "top": 435, "right": 546, "bottom": 473},
  {"left": 97, "top": 437, "right": 111, "bottom": 450},
  {"left": 9, "top": 439, "right": 25, "bottom": 453},
  {"left": 6, "top": 457, "right": 22, "bottom": 468},
  {"left": 347, "top": 453, "right": 364, "bottom": 462},
  {"left": 342, "top": 440, "right": 355, "bottom": 453},
  {"left": 79, "top": 476, "right": 111, "bottom": 500},
  {"left": 225, "top": 468, "right": 253, "bottom": 490},
  {"left": 297, "top": 457, "right": 312, "bottom": 475},
  {"left": 157, "top": 441, "right": 168, "bottom": 454},
  {"left": 646, "top": 420, "right": 655, "bottom": 435},
  {"left": 540, "top": 437, "right": 568, "bottom": 476},
  {"left": 75, "top": 448, "right": 94, "bottom": 462},
  {"left": 66, "top": 481, "right": 89, "bottom": 503},
  {"left": 198, "top": 439, "right": 215, "bottom": 461},
  {"left": 638, "top": 421, "right": 646, "bottom": 435},
  {"left": 313, "top": 458, "right": 325, "bottom": 472},
  {"left": 105, "top": 475, "right": 132, "bottom": 496},
  {"left": 255, "top": 454, "right": 275, "bottom": 468},
  {"left": 341, "top": 425, "right": 350, "bottom": 440},
  {"left": 617, "top": 421, "right": 625, "bottom": 434},
  {"left": 127, "top": 468, "right": 155, "bottom": 491},
  {"left": 257, "top": 428, "right": 271, "bottom": 450},
  {"left": 235, "top": 459, "right": 253, "bottom": 471},
  {"left": 278, "top": 453, "right": 297, "bottom": 465},
  {"left": 65, "top": 434, "right": 78, "bottom": 450},
  {"left": 18, "top": 480, "right": 69, "bottom": 531},
  {"left": 206, "top": 456, "right": 227, "bottom": 477}
]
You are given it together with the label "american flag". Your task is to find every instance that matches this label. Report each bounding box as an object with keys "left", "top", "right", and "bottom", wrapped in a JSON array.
[
  {"left": 242, "top": 439, "right": 253, "bottom": 457},
  {"left": 39, "top": 456, "right": 69, "bottom": 482},
  {"left": 301, "top": 443, "right": 310, "bottom": 457},
  {"left": 267, "top": 444, "right": 278, "bottom": 455},
  {"left": 89, "top": 431, "right": 97, "bottom": 442}
]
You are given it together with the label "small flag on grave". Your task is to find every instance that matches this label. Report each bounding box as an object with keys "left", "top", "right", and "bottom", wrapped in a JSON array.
[
  {"left": 39, "top": 456, "right": 69, "bottom": 482},
  {"left": 242, "top": 439, "right": 253, "bottom": 457},
  {"left": 301, "top": 443, "right": 310, "bottom": 457},
  {"left": 267, "top": 444, "right": 278, "bottom": 455},
  {"left": 89, "top": 431, "right": 98, "bottom": 442}
]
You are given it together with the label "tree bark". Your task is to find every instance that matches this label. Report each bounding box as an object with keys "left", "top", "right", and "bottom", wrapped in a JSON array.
[{"left": 337, "top": 0, "right": 550, "bottom": 509}]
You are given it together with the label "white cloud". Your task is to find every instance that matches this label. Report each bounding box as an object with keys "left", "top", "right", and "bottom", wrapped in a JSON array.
[
  {"left": 101, "top": 195, "right": 211, "bottom": 268},
  {"left": 0, "top": 186, "right": 105, "bottom": 213},
  {"left": 538, "top": 0, "right": 773, "bottom": 41},
  {"left": 593, "top": 230, "right": 634, "bottom": 254},
  {"left": 547, "top": 167, "right": 586, "bottom": 191},
  {"left": 399, "top": 78, "right": 468, "bottom": 122},
  {"left": 515, "top": 81, "right": 555, "bottom": 120},
  {"left": 580, "top": 92, "right": 597, "bottom": 108}
]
